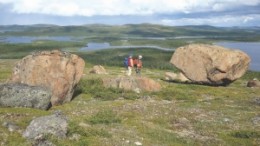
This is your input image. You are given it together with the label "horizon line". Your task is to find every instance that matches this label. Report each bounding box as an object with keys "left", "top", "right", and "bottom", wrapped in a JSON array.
[{"left": 0, "top": 23, "right": 260, "bottom": 28}]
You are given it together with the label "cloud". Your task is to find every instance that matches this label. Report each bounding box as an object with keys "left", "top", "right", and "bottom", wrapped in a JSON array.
[
  {"left": 160, "top": 14, "right": 260, "bottom": 26},
  {"left": 243, "top": 16, "right": 254, "bottom": 23},
  {"left": 0, "top": 0, "right": 259, "bottom": 16},
  {"left": 0, "top": 0, "right": 259, "bottom": 26}
]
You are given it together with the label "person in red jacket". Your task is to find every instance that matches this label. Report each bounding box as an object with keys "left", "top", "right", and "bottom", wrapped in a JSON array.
[
  {"left": 127, "top": 55, "right": 134, "bottom": 76},
  {"left": 135, "top": 55, "right": 143, "bottom": 75}
]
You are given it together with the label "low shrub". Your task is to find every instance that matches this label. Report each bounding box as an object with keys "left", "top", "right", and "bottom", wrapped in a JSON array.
[{"left": 231, "top": 130, "right": 260, "bottom": 139}]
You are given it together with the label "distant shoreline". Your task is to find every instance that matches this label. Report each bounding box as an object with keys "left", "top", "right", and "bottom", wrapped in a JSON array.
[{"left": 80, "top": 45, "right": 174, "bottom": 52}]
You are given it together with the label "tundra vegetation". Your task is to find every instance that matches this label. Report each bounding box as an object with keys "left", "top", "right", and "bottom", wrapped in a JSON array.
[{"left": 0, "top": 24, "right": 260, "bottom": 145}]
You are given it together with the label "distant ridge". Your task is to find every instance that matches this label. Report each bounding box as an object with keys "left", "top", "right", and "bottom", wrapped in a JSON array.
[
  {"left": 0, "top": 24, "right": 259, "bottom": 41},
  {"left": 30, "top": 24, "right": 59, "bottom": 27}
]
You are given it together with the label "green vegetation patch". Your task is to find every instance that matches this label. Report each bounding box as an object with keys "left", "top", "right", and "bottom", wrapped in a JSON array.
[
  {"left": 0, "top": 41, "right": 84, "bottom": 59},
  {"left": 0, "top": 32, "right": 260, "bottom": 145},
  {"left": 76, "top": 77, "right": 139, "bottom": 100},
  {"left": 68, "top": 121, "right": 111, "bottom": 138},
  {"left": 88, "top": 110, "right": 122, "bottom": 125},
  {"left": 141, "top": 126, "right": 190, "bottom": 146},
  {"left": 77, "top": 47, "right": 175, "bottom": 70},
  {"left": 242, "top": 71, "right": 260, "bottom": 80},
  {"left": 231, "top": 130, "right": 260, "bottom": 139}
]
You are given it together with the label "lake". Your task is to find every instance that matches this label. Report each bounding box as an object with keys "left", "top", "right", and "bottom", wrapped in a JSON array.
[
  {"left": 215, "top": 42, "right": 260, "bottom": 71},
  {"left": 0, "top": 36, "right": 82, "bottom": 43},
  {"left": 80, "top": 42, "right": 173, "bottom": 51}
]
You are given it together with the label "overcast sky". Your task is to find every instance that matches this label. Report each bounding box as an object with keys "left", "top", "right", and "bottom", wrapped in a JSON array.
[{"left": 0, "top": 0, "right": 260, "bottom": 26}]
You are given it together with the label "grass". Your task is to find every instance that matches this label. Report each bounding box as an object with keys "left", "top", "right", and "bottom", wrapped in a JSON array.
[
  {"left": 0, "top": 67, "right": 260, "bottom": 145},
  {"left": 231, "top": 130, "right": 260, "bottom": 139},
  {"left": 1, "top": 55, "right": 260, "bottom": 145},
  {"left": 0, "top": 37, "right": 260, "bottom": 145},
  {"left": 76, "top": 77, "right": 140, "bottom": 100},
  {"left": 88, "top": 109, "right": 122, "bottom": 125},
  {"left": 65, "top": 67, "right": 259, "bottom": 145},
  {"left": 0, "top": 59, "right": 18, "bottom": 82}
]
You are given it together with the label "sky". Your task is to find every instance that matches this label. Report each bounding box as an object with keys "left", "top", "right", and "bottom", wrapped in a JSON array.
[{"left": 0, "top": 0, "right": 260, "bottom": 26}]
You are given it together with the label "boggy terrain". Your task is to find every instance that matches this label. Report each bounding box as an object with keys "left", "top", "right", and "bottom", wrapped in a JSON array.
[{"left": 0, "top": 47, "right": 260, "bottom": 145}]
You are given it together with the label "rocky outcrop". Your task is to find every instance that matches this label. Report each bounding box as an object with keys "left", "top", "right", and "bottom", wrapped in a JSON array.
[
  {"left": 9, "top": 50, "right": 85, "bottom": 105},
  {"left": 0, "top": 83, "right": 51, "bottom": 110},
  {"left": 102, "top": 76, "right": 161, "bottom": 92},
  {"left": 247, "top": 78, "right": 260, "bottom": 87},
  {"left": 89, "top": 65, "right": 108, "bottom": 74},
  {"left": 165, "top": 72, "right": 190, "bottom": 82},
  {"left": 170, "top": 44, "right": 250, "bottom": 86},
  {"left": 23, "top": 111, "right": 67, "bottom": 144}
]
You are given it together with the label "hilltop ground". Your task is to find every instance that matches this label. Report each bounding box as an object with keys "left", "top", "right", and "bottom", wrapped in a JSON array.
[
  {"left": 0, "top": 24, "right": 260, "bottom": 145},
  {"left": 0, "top": 56, "right": 260, "bottom": 146}
]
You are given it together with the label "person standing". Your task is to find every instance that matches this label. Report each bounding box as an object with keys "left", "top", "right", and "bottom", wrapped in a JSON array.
[
  {"left": 135, "top": 55, "right": 143, "bottom": 75},
  {"left": 127, "top": 55, "right": 134, "bottom": 76},
  {"left": 124, "top": 57, "right": 129, "bottom": 69}
]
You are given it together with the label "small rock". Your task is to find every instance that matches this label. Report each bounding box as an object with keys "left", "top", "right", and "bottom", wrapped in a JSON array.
[
  {"left": 252, "top": 116, "right": 260, "bottom": 125},
  {"left": 223, "top": 118, "right": 230, "bottom": 122},
  {"left": 32, "top": 137, "right": 54, "bottom": 146},
  {"left": 134, "top": 88, "right": 141, "bottom": 94},
  {"left": 165, "top": 72, "right": 190, "bottom": 82},
  {"left": 141, "top": 95, "right": 151, "bottom": 100},
  {"left": 103, "top": 76, "right": 161, "bottom": 92},
  {"left": 247, "top": 78, "right": 260, "bottom": 87},
  {"left": 89, "top": 65, "right": 108, "bottom": 74},
  {"left": 135, "top": 141, "right": 142, "bottom": 146},
  {"left": 179, "top": 117, "right": 190, "bottom": 124},
  {"left": 69, "top": 134, "right": 81, "bottom": 141},
  {"left": 252, "top": 97, "right": 260, "bottom": 106},
  {"left": 2, "top": 121, "right": 20, "bottom": 132}
]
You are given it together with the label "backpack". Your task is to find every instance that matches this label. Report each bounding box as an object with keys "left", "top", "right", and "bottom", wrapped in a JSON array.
[{"left": 124, "top": 57, "right": 128, "bottom": 67}]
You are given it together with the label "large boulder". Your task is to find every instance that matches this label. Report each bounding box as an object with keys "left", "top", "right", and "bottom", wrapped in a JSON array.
[
  {"left": 170, "top": 44, "right": 250, "bottom": 85},
  {"left": 9, "top": 50, "right": 85, "bottom": 105},
  {"left": 102, "top": 76, "right": 161, "bottom": 92},
  {"left": 0, "top": 83, "right": 51, "bottom": 110}
]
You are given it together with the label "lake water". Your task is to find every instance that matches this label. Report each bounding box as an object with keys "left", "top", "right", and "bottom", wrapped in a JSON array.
[
  {"left": 0, "top": 36, "right": 81, "bottom": 43},
  {"left": 85, "top": 42, "right": 111, "bottom": 49},
  {"left": 215, "top": 42, "right": 260, "bottom": 71},
  {"left": 80, "top": 42, "right": 173, "bottom": 51}
]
